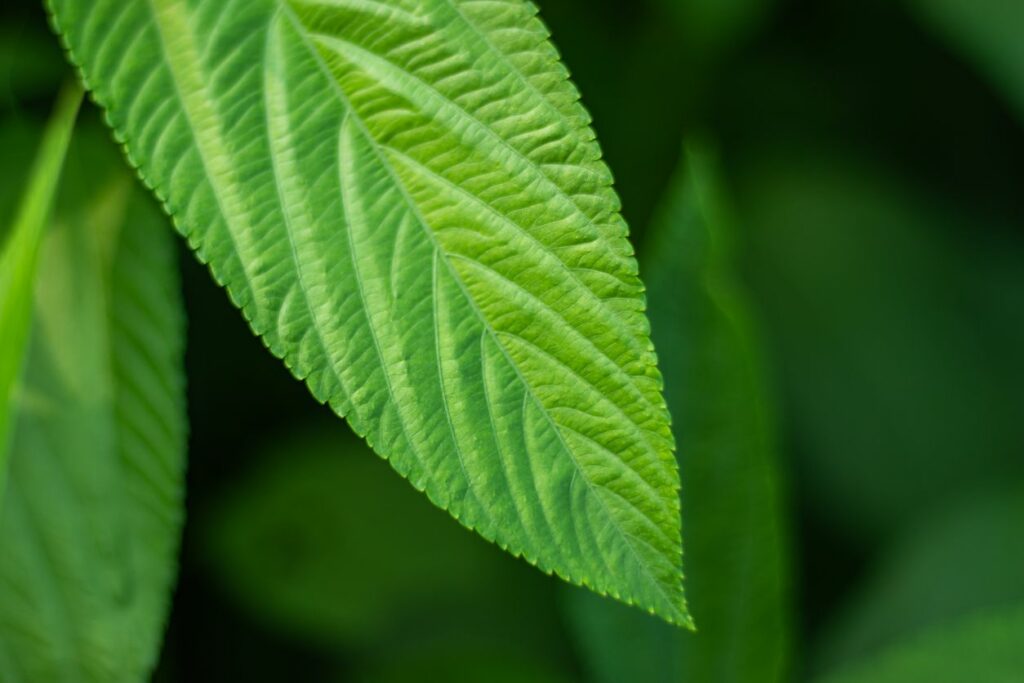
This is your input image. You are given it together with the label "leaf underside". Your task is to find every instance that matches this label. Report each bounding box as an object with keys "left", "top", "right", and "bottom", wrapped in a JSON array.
[
  {"left": 0, "top": 128, "right": 187, "bottom": 682},
  {"left": 47, "top": 0, "right": 686, "bottom": 623}
]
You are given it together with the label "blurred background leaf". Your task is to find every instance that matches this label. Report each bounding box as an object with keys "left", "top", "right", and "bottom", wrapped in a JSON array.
[
  {"left": 663, "top": 0, "right": 775, "bottom": 64},
  {"left": 735, "top": 152, "right": 1024, "bottom": 543},
  {"left": 351, "top": 646, "right": 573, "bottom": 683},
  {"left": 0, "top": 82, "right": 77, "bottom": 480},
  {"left": 906, "top": 0, "right": 1024, "bottom": 122},
  {"left": 813, "top": 486, "right": 1024, "bottom": 677},
  {"left": 564, "top": 145, "right": 791, "bottom": 683},
  {"left": 818, "top": 603, "right": 1024, "bottom": 683},
  {"left": 202, "top": 423, "right": 578, "bottom": 678},
  {"left": 0, "top": 21, "right": 64, "bottom": 111},
  {"left": 0, "top": 117, "right": 186, "bottom": 682}
]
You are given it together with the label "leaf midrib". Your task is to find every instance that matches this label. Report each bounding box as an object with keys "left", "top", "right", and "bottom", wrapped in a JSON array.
[
  {"left": 310, "top": 28, "right": 648, "bottom": 353},
  {"left": 278, "top": 3, "right": 680, "bottom": 617},
  {"left": 128, "top": 0, "right": 681, "bottom": 619}
]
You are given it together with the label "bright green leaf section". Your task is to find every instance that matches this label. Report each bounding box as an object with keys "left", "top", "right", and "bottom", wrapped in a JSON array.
[
  {"left": 819, "top": 603, "right": 1024, "bottom": 683},
  {"left": 0, "top": 125, "right": 187, "bottom": 682},
  {"left": 0, "top": 82, "right": 79, "bottom": 499},
  {"left": 907, "top": 0, "right": 1024, "bottom": 120},
  {"left": 206, "top": 426, "right": 560, "bottom": 648},
  {"left": 566, "top": 147, "right": 790, "bottom": 681},
  {"left": 815, "top": 487, "right": 1024, "bottom": 675},
  {"left": 48, "top": 0, "right": 684, "bottom": 622}
]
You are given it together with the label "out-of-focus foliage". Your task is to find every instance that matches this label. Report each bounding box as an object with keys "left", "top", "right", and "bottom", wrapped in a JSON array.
[
  {"left": 206, "top": 427, "right": 565, "bottom": 652},
  {"left": 0, "top": 23, "right": 64, "bottom": 108},
  {"left": 0, "top": 122, "right": 186, "bottom": 682},
  {"left": 0, "top": 120, "right": 47, "bottom": 243},
  {"left": 565, "top": 146, "right": 790, "bottom": 683},
  {"left": 0, "top": 82, "right": 78, "bottom": 496},
  {"left": 353, "top": 647, "right": 571, "bottom": 683},
  {"left": 49, "top": 0, "right": 687, "bottom": 624},
  {"left": 664, "top": 0, "right": 775, "bottom": 62},
  {"left": 736, "top": 154, "right": 1024, "bottom": 539},
  {"left": 818, "top": 603, "right": 1024, "bottom": 683},
  {"left": 907, "top": 0, "right": 1024, "bottom": 120},
  {"left": 814, "top": 486, "right": 1024, "bottom": 675},
  {"left": 203, "top": 425, "right": 584, "bottom": 682}
]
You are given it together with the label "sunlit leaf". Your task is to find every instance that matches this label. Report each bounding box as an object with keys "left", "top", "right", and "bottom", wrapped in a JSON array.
[
  {"left": 566, "top": 146, "right": 790, "bottom": 682},
  {"left": 48, "top": 0, "right": 685, "bottom": 622},
  {"left": 0, "top": 125, "right": 186, "bottom": 682}
]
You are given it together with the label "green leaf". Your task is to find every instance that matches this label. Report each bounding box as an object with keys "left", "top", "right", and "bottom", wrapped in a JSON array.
[
  {"left": 814, "top": 486, "right": 1024, "bottom": 675},
  {"left": 0, "top": 125, "right": 187, "bottom": 682},
  {"left": 818, "top": 603, "right": 1024, "bottom": 683},
  {"left": 47, "top": 0, "right": 684, "bottom": 622},
  {"left": 206, "top": 426, "right": 559, "bottom": 648},
  {"left": 907, "top": 0, "right": 1024, "bottom": 121},
  {"left": 0, "top": 81, "right": 79, "bottom": 499},
  {"left": 566, "top": 146, "right": 790, "bottom": 682}
]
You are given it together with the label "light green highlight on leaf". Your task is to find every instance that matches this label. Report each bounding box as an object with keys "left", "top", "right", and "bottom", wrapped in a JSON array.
[
  {"left": 819, "top": 603, "right": 1024, "bottom": 683},
  {"left": 0, "top": 127, "right": 187, "bottom": 683},
  {"left": 566, "top": 145, "right": 790, "bottom": 681},
  {"left": 47, "top": 0, "right": 685, "bottom": 623},
  {"left": 0, "top": 81, "right": 80, "bottom": 502}
]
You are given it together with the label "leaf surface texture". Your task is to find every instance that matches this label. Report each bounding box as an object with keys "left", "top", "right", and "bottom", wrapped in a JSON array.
[{"left": 48, "top": 0, "right": 684, "bottom": 620}]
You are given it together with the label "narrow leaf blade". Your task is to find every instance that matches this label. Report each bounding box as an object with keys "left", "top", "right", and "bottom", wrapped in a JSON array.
[{"left": 0, "top": 81, "right": 80, "bottom": 495}]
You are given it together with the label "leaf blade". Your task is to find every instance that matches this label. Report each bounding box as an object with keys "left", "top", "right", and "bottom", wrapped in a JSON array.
[{"left": 48, "top": 0, "right": 685, "bottom": 622}]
